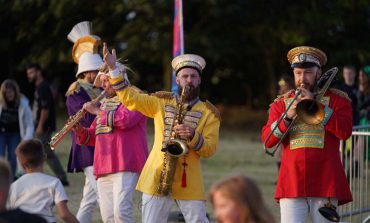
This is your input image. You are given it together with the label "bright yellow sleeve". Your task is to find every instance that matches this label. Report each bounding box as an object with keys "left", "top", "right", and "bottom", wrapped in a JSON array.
[
  {"left": 188, "top": 112, "right": 220, "bottom": 158},
  {"left": 110, "top": 76, "right": 160, "bottom": 118}
]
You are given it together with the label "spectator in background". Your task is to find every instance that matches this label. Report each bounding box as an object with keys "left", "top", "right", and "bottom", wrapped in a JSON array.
[
  {"left": 26, "top": 63, "right": 69, "bottom": 186},
  {"left": 275, "top": 75, "right": 295, "bottom": 173},
  {"left": 210, "top": 174, "right": 276, "bottom": 223},
  {"left": 0, "top": 79, "right": 34, "bottom": 177},
  {"left": 338, "top": 65, "right": 359, "bottom": 125},
  {"left": 0, "top": 157, "right": 46, "bottom": 223},
  {"left": 357, "top": 66, "right": 370, "bottom": 125}
]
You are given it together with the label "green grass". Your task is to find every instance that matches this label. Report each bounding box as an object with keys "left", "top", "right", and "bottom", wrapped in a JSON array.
[{"left": 49, "top": 112, "right": 280, "bottom": 222}]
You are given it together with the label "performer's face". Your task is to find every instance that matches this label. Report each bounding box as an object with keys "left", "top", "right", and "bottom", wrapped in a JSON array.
[
  {"left": 99, "top": 74, "right": 115, "bottom": 97},
  {"left": 293, "top": 66, "right": 321, "bottom": 92},
  {"left": 176, "top": 68, "right": 201, "bottom": 101},
  {"left": 212, "top": 191, "right": 242, "bottom": 223},
  {"left": 86, "top": 70, "right": 99, "bottom": 84}
]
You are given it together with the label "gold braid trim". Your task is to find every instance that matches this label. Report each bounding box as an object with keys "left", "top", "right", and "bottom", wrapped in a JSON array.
[
  {"left": 151, "top": 91, "right": 174, "bottom": 100},
  {"left": 65, "top": 81, "right": 81, "bottom": 96},
  {"left": 205, "top": 100, "right": 221, "bottom": 121},
  {"left": 274, "top": 89, "right": 294, "bottom": 103},
  {"left": 329, "top": 88, "right": 351, "bottom": 102}
]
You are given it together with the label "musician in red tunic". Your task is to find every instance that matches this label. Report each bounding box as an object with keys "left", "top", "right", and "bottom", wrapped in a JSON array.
[{"left": 261, "top": 46, "right": 352, "bottom": 223}]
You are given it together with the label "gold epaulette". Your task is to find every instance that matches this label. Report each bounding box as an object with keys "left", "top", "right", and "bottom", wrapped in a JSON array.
[
  {"left": 205, "top": 100, "right": 221, "bottom": 121},
  {"left": 65, "top": 81, "right": 81, "bottom": 96},
  {"left": 151, "top": 91, "right": 174, "bottom": 100},
  {"left": 274, "top": 89, "right": 294, "bottom": 103},
  {"left": 329, "top": 88, "right": 351, "bottom": 102}
]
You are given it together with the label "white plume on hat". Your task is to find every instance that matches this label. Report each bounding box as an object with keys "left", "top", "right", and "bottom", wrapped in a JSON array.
[
  {"left": 68, "top": 21, "right": 98, "bottom": 43},
  {"left": 76, "top": 52, "right": 103, "bottom": 77}
]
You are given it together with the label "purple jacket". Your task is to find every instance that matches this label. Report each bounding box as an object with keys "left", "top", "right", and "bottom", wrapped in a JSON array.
[{"left": 66, "top": 85, "right": 100, "bottom": 172}]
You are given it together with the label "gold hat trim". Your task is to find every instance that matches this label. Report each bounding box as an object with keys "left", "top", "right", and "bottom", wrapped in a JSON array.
[
  {"left": 171, "top": 54, "right": 206, "bottom": 73},
  {"left": 287, "top": 46, "right": 327, "bottom": 67},
  {"left": 72, "top": 36, "right": 101, "bottom": 64}
]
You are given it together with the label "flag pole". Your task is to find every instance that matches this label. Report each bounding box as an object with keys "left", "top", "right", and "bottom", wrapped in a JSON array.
[{"left": 171, "top": 0, "right": 184, "bottom": 93}]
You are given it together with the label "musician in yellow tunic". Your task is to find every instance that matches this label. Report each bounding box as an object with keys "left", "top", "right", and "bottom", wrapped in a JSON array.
[{"left": 104, "top": 43, "right": 220, "bottom": 223}]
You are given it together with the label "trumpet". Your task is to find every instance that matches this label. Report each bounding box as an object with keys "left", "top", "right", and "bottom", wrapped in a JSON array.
[
  {"left": 263, "top": 67, "right": 338, "bottom": 156},
  {"left": 49, "top": 91, "right": 106, "bottom": 150}
]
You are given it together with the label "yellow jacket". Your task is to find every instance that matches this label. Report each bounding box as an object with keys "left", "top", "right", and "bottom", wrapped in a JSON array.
[{"left": 110, "top": 76, "right": 220, "bottom": 200}]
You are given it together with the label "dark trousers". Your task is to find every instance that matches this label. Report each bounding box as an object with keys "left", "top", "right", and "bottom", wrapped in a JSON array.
[{"left": 39, "top": 131, "right": 68, "bottom": 182}]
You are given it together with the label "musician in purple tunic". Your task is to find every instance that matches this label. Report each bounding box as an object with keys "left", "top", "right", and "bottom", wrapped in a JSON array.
[{"left": 65, "top": 52, "right": 103, "bottom": 223}]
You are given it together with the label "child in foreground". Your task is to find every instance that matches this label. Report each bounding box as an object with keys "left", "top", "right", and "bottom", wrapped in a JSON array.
[{"left": 7, "top": 139, "right": 78, "bottom": 223}]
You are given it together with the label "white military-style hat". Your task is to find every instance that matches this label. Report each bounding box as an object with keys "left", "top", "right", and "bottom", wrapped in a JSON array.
[
  {"left": 171, "top": 54, "right": 206, "bottom": 74},
  {"left": 93, "top": 62, "right": 127, "bottom": 87},
  {"left": 287, "top": 46, "right": 327, "bottom": 68},
  {"left": 76, "top": 52, "right": 103, "bottom": 77}
]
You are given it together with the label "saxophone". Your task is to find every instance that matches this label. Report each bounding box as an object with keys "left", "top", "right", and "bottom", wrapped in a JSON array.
[
  {"left": 49, "top": 90, "right": 106, "bottom": 150},
  {"left": 157, "top": 85, "right": 190, "bottom": 196}
]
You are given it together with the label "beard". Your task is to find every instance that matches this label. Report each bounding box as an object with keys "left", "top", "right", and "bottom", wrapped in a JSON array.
[{"left": 178, "top": 85, "right": 200, "bottom": 102}]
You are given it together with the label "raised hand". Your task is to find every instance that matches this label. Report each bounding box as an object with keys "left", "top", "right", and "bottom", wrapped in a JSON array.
[{"left": 103, "top": 42, "right": 117, "bottom": 70}]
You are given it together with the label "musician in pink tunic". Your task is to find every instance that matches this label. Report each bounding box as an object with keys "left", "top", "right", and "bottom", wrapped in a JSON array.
[{"left": 74, "top": 64, "right": 148, "bottom": 223}]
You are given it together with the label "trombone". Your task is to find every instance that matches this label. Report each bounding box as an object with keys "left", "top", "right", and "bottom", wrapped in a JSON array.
[{"left": 263, "top": 67, "right": 338, "bottom": 156}]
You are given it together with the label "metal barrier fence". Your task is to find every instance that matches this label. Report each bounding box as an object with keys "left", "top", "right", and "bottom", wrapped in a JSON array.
[{"left": 339, "top": 125, "right": 370, "bottom": 223}]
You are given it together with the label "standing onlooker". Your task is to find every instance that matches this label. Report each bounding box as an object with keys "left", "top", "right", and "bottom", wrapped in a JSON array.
[
  {"left": 26, "top": 63, "right": 69, "bottom": 186},
  {"left": 65, "top": 52, "right": 103, "bottom": 223},
  {"left": 73, "top": 64, "right": 148, "bottom": 223},
  {"left": 357, "top": 66, "right": 370, "bottom": 124},
  {"left": 338, "top": 65, "right": 359, "bottom": 125},
  {"left": 210, "top": 174, "right": 276, "bottom": 223},
  {"left": 0, "top": 79, "right": 34, "bottom": 176},
  {"left": 7, "top": 139, "right": 78, "bottom": 223}
]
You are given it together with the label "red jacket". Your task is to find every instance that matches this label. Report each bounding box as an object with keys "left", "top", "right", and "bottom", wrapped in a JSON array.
[{"left": 261, "top": 89, "right": 353, "bottom": 205}]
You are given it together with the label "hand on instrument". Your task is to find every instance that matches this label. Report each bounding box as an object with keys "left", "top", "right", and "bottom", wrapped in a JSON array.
[
  {"left": 173, "top": 124, "right": 195, "bottom": 141},
  {"left": 103, "top": 42, "right": 117, "bottom": 71},
  {"left": 83, "top": 102, "right": 101, "bottom": 116},
  {"left": 297, "top": 86, "right": 314, "bottom": 101},
  {"left": 72, "top": 123, "right": 84, "bottom": 134}
]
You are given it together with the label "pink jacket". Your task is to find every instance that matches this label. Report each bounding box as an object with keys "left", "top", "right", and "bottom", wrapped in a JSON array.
[{"left": 76, "top": 97, "right": 148, "bottom": 178}]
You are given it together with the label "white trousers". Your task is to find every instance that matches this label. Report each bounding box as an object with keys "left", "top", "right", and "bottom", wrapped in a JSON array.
[
  {"left": 141, "top": 193, "right": 209, "bottom": 223},
  {"left": 97, "top": 171, "right": 138, "bottom": 223},
  {"left": 76, "top": 166, "right": 99, "bottom": 223},
  {"left": 280, "top": 197, "right": 338, "bottom": 223}
]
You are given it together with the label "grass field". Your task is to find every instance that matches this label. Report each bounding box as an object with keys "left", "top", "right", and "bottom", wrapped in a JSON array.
[{"left": 49, "top": 110, "right": 280, "bottom": 222}]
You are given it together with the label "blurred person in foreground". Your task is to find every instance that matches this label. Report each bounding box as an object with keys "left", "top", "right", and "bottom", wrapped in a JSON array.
[
  {"left": 338, "top": 65, "right": 359, "bottom": 125},
  {"left": 104, "top": 43, "right": 221, "bottom": 223},
  {"left": 262, "top": 46, "right": 352, "bottom": 223},
  {"left": 7, "top": 139, "right": 78, "bottom": 223},
  {"left": 26, "top": 63, "right": 69, "bottom": 186},
  {"left": 0, "top": 79, "right": 34, "bottom": 177},
  {"left": 73, "top": 63, "right": 148, "bottom": 223},
  {"left": 0, "top": 157, "right": 46, "bottom": 223},
  {"left": 210, "top": 174, "right": 276, "bottom": 223}
]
